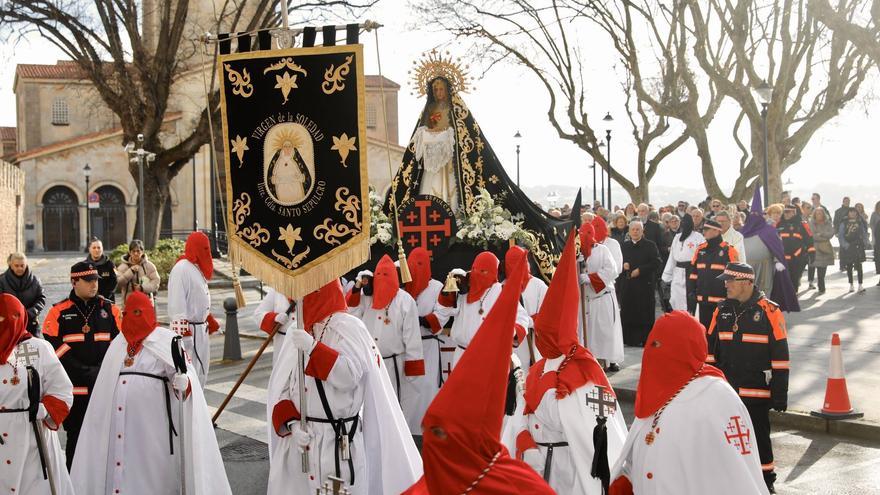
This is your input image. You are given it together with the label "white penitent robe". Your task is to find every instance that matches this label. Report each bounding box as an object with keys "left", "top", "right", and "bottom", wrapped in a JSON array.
[
  {"left": 267, "top": 312, "right": 422, "bottom": 495},
  {"left": 582, "top": 244, "right": 624, "bottom": 363},
  {"left": 251, "top": 288, "right": 296, "bottom": 368},
  {"left": 661, "top": 232, "right": 705, "bottom": 311},
  {"left": 514, "top": 277, "right": 547, "bottom": 369},
  {"left": 411, "top": 279, "right": 451, "bottom": 433},
  {"left": 723, "top": 228, "right": 747, "bottom": 263},
  {"left": 520, "top": 357, "right": 628, "bottom": 495},
  {"left": 1, "top": 339, "right": 75, "bottom": 495},
  {"left": 603, "top": 237, "right": 624, "bottom": 277},
  {"left": 71, "top": 327, "right": 231, "bottom": 495},
  {"left": 349, "top": 290, "right": 424, "bottom": 432},
  {"left": 611, "top": 376, "right": 770, "bottom": 495},
  {"left": 167, "top": 259, "right": 211, "bottom": 388},
  {"left": 435, "top": 282, "right": 531, "bottom": 367}
]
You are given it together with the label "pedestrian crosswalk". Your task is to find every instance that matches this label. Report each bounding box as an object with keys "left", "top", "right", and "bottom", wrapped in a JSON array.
[{"left": 205, "top": 335, "right": 277, "bottom": 446}]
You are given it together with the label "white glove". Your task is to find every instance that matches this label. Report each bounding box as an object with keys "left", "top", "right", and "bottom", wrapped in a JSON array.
[
  {"left": 37, "top": 404, "right": 49, "bottom": 421},
  {"left": 356, "top": 270, "right": 373, "bottom": 280},
  {"left": 290, "top": 328, "right": 316, "bottom": 353},
  {"left": 579, "top": 273, "right": 589, "bottom": 285},
  {"left": 523, "top": 448, "right": 544, "bottom": 473},
  {"left": 449, "top": 268, "right": 467, "bottom": 277},
  {"left": 292, "top": 425, "right": 312, "bottom": 452},
  {"left": 274, "top": 312, "right": 290, "bottom": 326},
  {"left": 514, "top": 367, "right": 525, "bottom": 397},
  {"left": 775, "top": 261, "right": 786, "bottom": 272},
  {"left": 172, "top": 373, "right": 189, "bottom": 393}
]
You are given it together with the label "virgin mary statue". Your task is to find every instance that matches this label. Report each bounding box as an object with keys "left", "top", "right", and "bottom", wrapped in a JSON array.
[{"left": 385, "top": 50, "right": 572, "bottom": 279}]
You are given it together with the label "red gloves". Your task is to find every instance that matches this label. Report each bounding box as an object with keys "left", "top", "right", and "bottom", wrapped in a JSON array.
[{"left": 206, "top": 314, "right": 220, "bottom": 334}]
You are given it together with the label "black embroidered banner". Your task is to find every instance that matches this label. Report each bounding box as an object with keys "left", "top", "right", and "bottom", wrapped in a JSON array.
[{"left": 218, "top": 44, "right": 369, "bottom": 298}]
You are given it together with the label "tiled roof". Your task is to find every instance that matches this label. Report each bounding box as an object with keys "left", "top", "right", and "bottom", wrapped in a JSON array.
[
  {"left": 16, "top": 61, "right": 89, "bottom": 80},
  {"left": 0, "top": 127, "right": 15, "bottom": 140},
  {"left": 365, "top": 75, "right": 400, "bottom": 89},
  {"left": 15, "top": 112, "right": 183, "bottom": 161}
]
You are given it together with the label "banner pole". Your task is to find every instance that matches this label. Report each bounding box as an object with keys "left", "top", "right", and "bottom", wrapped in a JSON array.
[{"left": 372, "top": 29, "right": 411, "bottom": 283}]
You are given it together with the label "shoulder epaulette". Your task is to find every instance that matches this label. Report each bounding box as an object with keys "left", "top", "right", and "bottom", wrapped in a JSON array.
[{"left": 52, "top": 299, "right": 73, "bottom": 310}]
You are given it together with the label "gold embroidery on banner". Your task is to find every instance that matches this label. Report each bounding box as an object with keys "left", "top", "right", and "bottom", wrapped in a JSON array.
[
  {"left": 331, "top": 133, "right": 357, "bottom": 167},
  {"left": 523, "top": 229, "right": 559, "bottom": 280},
  {"left": 277, "top": 224, "right": 303, "bottom": 256},
  {"left": 322, "top": 55, "right": 354, "bottom": 95},
  {"left": 232, "top": 194, "right": 270, "bottom": 247},
  {"left": 231, "top": 135, "right": 249, "bottom": 166},
  {"left": 334, "top": 187, "right": 362, "bottom": 228},
  {"left": 314, "top": 219, "right": 358, "bottom": 246},
  {"left": 271, "top": 247, "right": 311, "bottom": 270},
  {"left": 263, "top": 57, "right": 308, "bottom": 104},
  {"left": 224, "top": 64, "right": 253, "bottom": 98},
  {"left": 453, "top": 95, "right": 477, "bottom": 214}
]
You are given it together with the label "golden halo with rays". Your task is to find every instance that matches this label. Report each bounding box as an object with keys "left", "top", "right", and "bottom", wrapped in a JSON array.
[
  {"left": 408, "top": 49, "right": 474, "bottom": 97},
  {"left": 268, "top": 127, "right": 306, "bottom": 154}
]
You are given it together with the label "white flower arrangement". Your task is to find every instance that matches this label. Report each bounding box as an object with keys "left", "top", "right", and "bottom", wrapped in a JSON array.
[
  {"left": 454, "top": 188, "right": 534, "bottom": 249},
  {"left": 369, "top": 188, "right": 395, "bottom": 246}
]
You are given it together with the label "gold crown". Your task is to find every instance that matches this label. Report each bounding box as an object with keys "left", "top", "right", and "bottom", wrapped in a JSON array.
[{"left": 408, "top": 49, "right": 473, "bottom": 97}]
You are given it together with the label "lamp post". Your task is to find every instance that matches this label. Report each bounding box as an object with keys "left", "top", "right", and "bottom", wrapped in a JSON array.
[
  {"left": 546, "top": 191, "right": 560, "bottom": 209},
  {"left": 514, "top": 130, "right": 522, "bottom": 188},
  {"left": 753, "top": 80, "right": 772, "bottom": 208},
  {"left": 595, "top": 141, "right": 605, "bottom": 206},
  {"left": 125, "top": 134, "right": 155, "bottom": 242},
  {"left": 83, "top": 163, "right": 92, "bottom": 244},
  {"left": 603, "top": 112, "right": 614, "bottom": 208}
]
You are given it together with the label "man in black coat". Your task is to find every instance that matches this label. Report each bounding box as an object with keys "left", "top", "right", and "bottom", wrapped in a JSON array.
[
  {"left": 619, "top": 219, "right": 661, "bottom": 347},
  {"left": 833, "top": 196, "right": 851, "bottom": 232},
  {"left": 85, "top": 237, "right": 118, "bottom": 302},
  {"left": 0, "top": 252, "right": 46, "bottom": 337}
]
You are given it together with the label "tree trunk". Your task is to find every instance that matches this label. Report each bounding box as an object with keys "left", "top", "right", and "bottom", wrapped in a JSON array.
[{"left": 131, "top": 166, "right": 168, "bottom": 249}]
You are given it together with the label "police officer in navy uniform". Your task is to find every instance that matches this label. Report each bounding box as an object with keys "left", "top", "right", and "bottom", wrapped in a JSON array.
[
  {"left": 42, "top": 261, "right": 121, "bottom": 468},
  {"left": 687, "top": 218, "right": 740, "bottom": 330},
  {"left": 776, "top": 204, "right": 815, "bottom": 291},
  {"left": 707, "top": 262, "right": 790, "bottom": 494}
]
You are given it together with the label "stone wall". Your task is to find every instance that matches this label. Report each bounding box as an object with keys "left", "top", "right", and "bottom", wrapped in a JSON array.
[{"left": 0, "top": 160, "right": 25, "bottom": 262}]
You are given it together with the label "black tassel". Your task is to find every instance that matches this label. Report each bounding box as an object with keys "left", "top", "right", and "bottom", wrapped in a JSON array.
[
  {"left": 504, "top": 367, "right": 519, "bottom": 416},
  {"left": 591, "top": 416, "right": 610, "bottom": 494}
]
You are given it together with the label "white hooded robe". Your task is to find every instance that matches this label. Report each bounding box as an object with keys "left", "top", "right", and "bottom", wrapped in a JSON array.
[
  {"left": 661, "top": 232, "right": 705, "bottom": 311},
  {"left": 167, "top": 259, "right": 211, "bottom": 388}
]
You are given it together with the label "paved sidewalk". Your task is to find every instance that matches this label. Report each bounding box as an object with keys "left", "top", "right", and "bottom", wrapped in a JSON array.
[{"left": 609, "top": 264, "right": 880, "bottom": 429}]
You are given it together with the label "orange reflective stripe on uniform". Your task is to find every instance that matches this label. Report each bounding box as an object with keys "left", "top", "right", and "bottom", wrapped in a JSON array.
[
  {"left": 727, "top": 245, "right": 739, "bottom": 261},
  {"left": 741, "top": 333, "right": 769, "bottom": 344},
  {"left": 688, "top": 274, "right": 698, "bottom": 280},
  {"left": 696, "top": 295, "right": 704, "bottom": 301},
  {"left": 780, "top": 232, "right": 790, "bottom": 238},
  {"left": 707, "top": 296, "right": 724, "bottom": 303},
  {"left": 55, "top": 343, "right": 71, "bottom": 358},
  {"left": 111, "top": 304, "right": 122, "bottom": 329},
  {"left": 739, "top": 388, "right": 771, "bottom": 399},
  {"left": 696, "top": 263, "right": 707, "bottom": 269},
  {"left": 758, "top": 299, "right": 788, "bottom": 341},
  {"left": 718, "top": 332, "right": 734, "bottom": 341},
  {"left": 62, "top": 334, "right": 86, "bottom": 343},
  {"left": 792, "top": 233, "right": 802, "bottom": 239},
  {"left": 761, "top": 462, "right": 775, "bottom": 471},
  {"left": 706, "top": 354, "right": 716, "bottom": 363},
  {"left": 707, "top": 307, "right": 721, "bottom": 335},
  {"left": 793, "top": 248, "right": 802, "bottom": 257},
  {"left": 710, "top": 264, "right": 726, "bottom": 270},
  {"left": 771, "top": 360, "right": 790, "bottom": 370},
  {"left": 72, "top": 387, "right": 89, "bottom": 395},
  {"left": 93, "top": 332, "right": 112, "bottom": 342}
]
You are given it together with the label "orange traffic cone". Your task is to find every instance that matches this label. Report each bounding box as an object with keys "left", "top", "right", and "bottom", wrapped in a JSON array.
[{"left": 811, "top": 333, "right": 863, "bottom": 420}]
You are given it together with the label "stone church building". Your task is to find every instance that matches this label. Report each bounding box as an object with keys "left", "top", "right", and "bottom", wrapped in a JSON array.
[{"left": 8, "top": 55, "right": 404, "bottom": 252}]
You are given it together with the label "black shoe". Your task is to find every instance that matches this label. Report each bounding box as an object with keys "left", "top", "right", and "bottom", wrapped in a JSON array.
[
  {"left": 607, "top": 363, "right": 621, "bottom": 372},
  {"left": 767, "top": 483, "right": 776, "bottom": 494},
  {"left": 818, "top": 288, "right": 825, "bottom": 294}
]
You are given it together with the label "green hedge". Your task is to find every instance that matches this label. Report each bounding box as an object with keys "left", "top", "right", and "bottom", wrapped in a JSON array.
[{"left": 109, "top": 239, "right": 185, "bottom": 290}]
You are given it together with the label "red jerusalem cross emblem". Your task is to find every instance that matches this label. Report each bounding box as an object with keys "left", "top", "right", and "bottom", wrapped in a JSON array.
[
  {"left": 397, "top": 195, "right": 456, "bottom": 256},
  {"left": 724, "top": 416, "right": 752, "bottom": 455}
]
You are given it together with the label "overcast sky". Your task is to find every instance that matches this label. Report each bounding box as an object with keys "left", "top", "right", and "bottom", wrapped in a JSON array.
[{"left": 2, "top": 1, "right": 878, "bottom": 209}]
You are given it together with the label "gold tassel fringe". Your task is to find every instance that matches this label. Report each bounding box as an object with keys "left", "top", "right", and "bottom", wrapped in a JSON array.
[
  {"left": 397, "top": 244, "right": 412, "bottom": 284},
  {"left": 228, "top": 237, "right": 370, "bottom": 300}
]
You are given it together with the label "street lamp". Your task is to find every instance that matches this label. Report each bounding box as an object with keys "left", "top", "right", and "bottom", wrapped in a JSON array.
[
  {"left": 514, "top": 130, "right": 522, "bottom": 188},
  {"left": 603, "top": 112, "right": 614, "bottom": 208},
  {"left": 125, "top": 134, "right": 155, "bottom": 241},
  {"left": 592, "top": 141, "right": 606, "bottom": 205},
  {"left": 546, "top": 191, "right": 560, "bottom": 209},
  {"left": 83, "top": 163, "right": 92, "bottom": 244},
  {"left": 599, "top": 141, "right": 606, "bottom": 208},
  {"left": 753, "top": 80, "right": 772, "bottom": 207}
]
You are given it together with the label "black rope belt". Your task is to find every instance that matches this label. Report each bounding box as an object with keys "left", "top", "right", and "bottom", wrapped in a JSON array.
[
  {"left": 0, "top": 408, "right": 27, "bottom": 413},
  {"left": 382, "top": 353, "right": 401, "bottom": 401},
  {"left": 421, "top": 334, "right": 445, "bottom": 387},
  {"left": 187, "top": 322, "right": 206, "bottom": 377},
  {"left": 313, "top": 377, "right": 360, "bottom": 487},
  {"left": 119, "top": 371, "right": 178, "bottom": 455},
  {"left": 676, "top": 261, "right": 691, "bottom": 269},
  {"left": 536, "top": 441, "right": 569, "bottom": 482}
]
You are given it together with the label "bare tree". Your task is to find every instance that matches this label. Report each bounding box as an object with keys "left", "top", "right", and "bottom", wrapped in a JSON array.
[
  {"left": 0, "top": 0, "right": 375, "bottom": 247},
  {"left": 414, "top": 0, "right": 690, "bottom": 203},
  {"left": 809, "top": 0, "right": 880, "bottom": 66}
]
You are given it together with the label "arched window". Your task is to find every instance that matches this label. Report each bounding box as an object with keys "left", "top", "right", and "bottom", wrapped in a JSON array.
[{"left": 51, "top": 98, "right": 69, "bottom": 125}]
